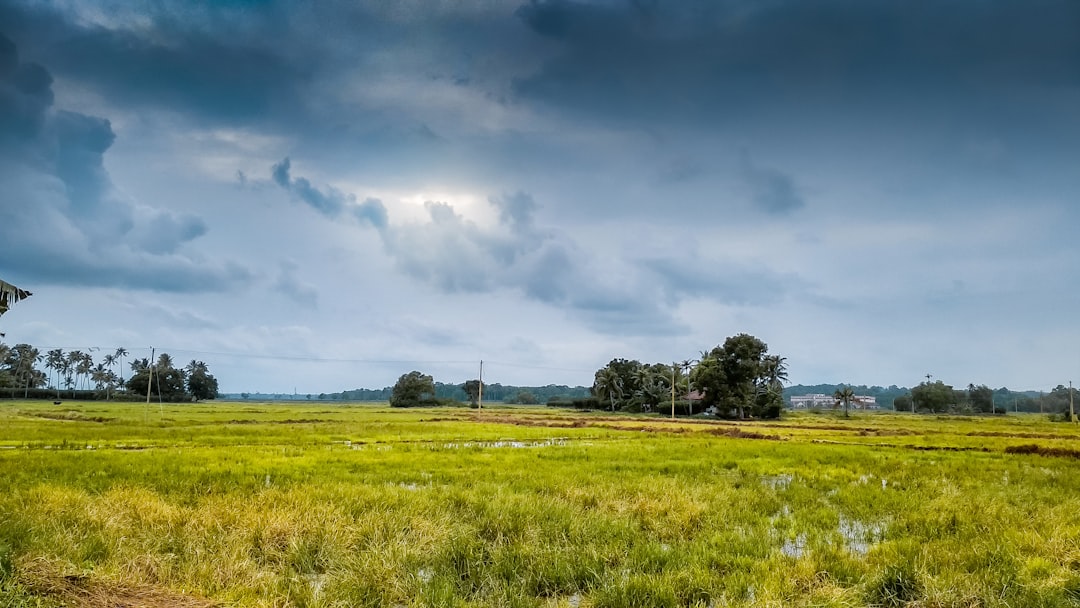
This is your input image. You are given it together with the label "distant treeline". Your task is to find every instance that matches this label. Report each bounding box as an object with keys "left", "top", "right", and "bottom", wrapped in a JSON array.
[
  {"left": 783, "top": 384, "right": 1048, "bottom": 412},
  {"left": 229, "top": 383, "right": 592, "bottom": 404}
]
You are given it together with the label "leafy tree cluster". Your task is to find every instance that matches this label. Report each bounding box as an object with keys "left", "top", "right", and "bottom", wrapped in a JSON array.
[
  {"left": 591, "top": 333, "right": 787, "bottom": 419},
  {"left": 592, "top": 359, "right": 683, "bottom": 413},
  {"left": 0, "top": 343, "right": 46, "bottom": 397},
  {"left": 389, "top": 371, "right": 437, "bottom": 407},
  {"left": 897, "top": 381, "right": 1009, "bottom": 414},
  {"left": 0, "top": 341, "right": 219, "bottom": 402},
  {"left": 1035, "top": 385, "right": 1079, "bottom": 419},
  {"left": 126, "top": 353, "right": 220, "bottom": 402}
]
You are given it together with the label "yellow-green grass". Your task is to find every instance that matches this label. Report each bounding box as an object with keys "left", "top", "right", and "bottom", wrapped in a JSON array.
[{"left": 1, "top": 401, "right": 1079, "bottom": 607}]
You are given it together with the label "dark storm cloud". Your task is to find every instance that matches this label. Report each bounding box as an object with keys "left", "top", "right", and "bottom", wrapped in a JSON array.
[
  {"left": 0, "top": 32, "right": 249, "bottom": 292},
  {"left": 0, "top": 2, "right": 308, "bottom": 124},
  {"left": 513, "top": 0, "right": 1080, "bottom": 125},
  {"left": 5, "top": 0, "right": 1077, "bottom": 141}
]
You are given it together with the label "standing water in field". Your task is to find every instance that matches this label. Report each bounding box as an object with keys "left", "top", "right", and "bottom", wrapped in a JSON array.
[
  {"left": 761, "top": 473, "right": 793, "bottom": 490},
  {"left": 838, "top": 516, "right": 886, "bottom": 555}
]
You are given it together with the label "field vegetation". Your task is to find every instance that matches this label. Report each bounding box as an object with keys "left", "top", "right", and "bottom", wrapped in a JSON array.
[{"left": 1, "top": 402, "right": 1080, "bottom": 607}]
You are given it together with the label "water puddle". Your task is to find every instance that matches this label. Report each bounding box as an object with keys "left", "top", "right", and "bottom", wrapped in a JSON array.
[
  {"left": 781, "top": 533, "right": 807, "bottom": 558},
  {"left": 761, "top": 473, "right": 793, "bottom": 490},
  {"left": 440, "top": 438, "right": 570, "bottom": 450},
  {"left": 838, "top": 516, "right": 885, "bottom": 555}
]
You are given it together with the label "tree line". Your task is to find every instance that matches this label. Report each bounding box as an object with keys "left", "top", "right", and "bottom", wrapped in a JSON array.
[
  {"left": 382, "top": 333, "right": 788, "bottom": 416},
  {"left": 0, "top": 342, "right": 219, "bottom": 402},
  {"left": 894, "top": 380, "right": 1077, "bottom": 416},
  {"left": 316, "top": 382, "right": 590, "bottom": 404}
]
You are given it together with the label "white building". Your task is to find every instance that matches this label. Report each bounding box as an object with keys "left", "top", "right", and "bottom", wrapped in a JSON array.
[{"left": 789, "top": 393, "right": 878, "bottom": 409}]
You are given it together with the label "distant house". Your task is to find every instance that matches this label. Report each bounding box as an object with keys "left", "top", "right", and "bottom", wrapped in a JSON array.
[
  {"left": 790, "top": 393, "right": 878, "bottom": 409},
  {"left": 789, "top": 394, "right": 832, "bottom": 408}
]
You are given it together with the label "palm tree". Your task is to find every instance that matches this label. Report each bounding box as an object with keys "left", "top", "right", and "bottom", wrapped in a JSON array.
[
  {"left": 0, "top": 342, "right": 10, "bottom": 388},
  {"left": 6, "top": 344, "right": 43, "bottom": 398},
  {"left": 632, "top": 366, "right": 662, "bottom": 411},
  {"left": 834, "top": 386, "right": 855, "bottom": 417},
  {"left": 130, "top": 357, "right": 149, "bottom": 374},
  {"left": 156, "top": 352, "right": 174, "bottom": 371},
  {"left": 114, "top": 347, "right": 128, "bottom": 386},
  {"left": 760, "top": 355, "right": 789, "bottom": 408},
  {"left": 678, "top": 358, "right": 695, "bottom": 416},
  {"left": 103, "top": 353, "right": 116, "bottom": 377},
  {"left": 60, "top": 357, "right": 74, "bottom": 397},
  {"left": 92, "top": 363, "right": 108, "bottom": 392},
  {"left": 65, "top": 351, "right": 84, "bottom": 396},
  {"left": 594, "top": 367, "right": 623, "bottom": 412},
  {"left": 45, "top": 349, "right": 64, "bottom": 397},
  {"left": 185, "top": 360, "right": 208, "bottom": 376},
  {"left": 76, "top": 352, "right": 93, "bottom": 391}
]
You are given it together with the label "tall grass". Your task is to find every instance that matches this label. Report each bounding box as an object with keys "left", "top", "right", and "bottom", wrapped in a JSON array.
[{"left": 1, "top": 402, "right": 1079, "bottom": 606}]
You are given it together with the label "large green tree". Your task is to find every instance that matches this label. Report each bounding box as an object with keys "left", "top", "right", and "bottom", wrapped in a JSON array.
[
  {"left": 390, "top": 371, "right": 436, "bottom": 407},
  {"left": 967, "top": 384, "right": 995, "bottom": 413},
  {"left": 126, "top": 352, "right": 187, "bottom": 401},
  {"left": 186, "top": 360, "right": 220, "bottom": 402},
  {"left": 693, "top": 334, "right": 782, "bottom": 419},
  {"left": 911, "top": 380, "right": 956, "bottom": 413},
  {"left": 462, "top": 379, "right": 481, "bottom": 406}
]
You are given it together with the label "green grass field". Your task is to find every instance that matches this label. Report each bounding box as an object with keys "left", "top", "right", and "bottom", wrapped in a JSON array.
[{"left": 1, "top": 401, "right": 1079, "bottom": 607}]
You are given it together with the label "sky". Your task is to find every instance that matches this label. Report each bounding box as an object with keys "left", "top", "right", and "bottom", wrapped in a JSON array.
[{"left": 1, "top": 0, "right": 1079, "bottom": 394}]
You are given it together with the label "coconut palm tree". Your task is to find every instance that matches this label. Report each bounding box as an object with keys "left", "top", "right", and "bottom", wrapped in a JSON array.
[
  {"left": 185, "top": 360, "right": 208, "bottom": 376},
  {"left": 7, "top": 344, "right": 43, "bottom": 398},
  {"left": 677, "top": 359, "right": 698, "bottom": 414},
  {"left": 114, "top": 347, "right": 128, "bottom": 386},
  {"left": 0, "top": 343, "right": 10, "bottom": 390},
  {"left": 594, "top": 367, "right": 623, "bottom": 412},
  {"left": 45, "top": 349, "right": 64, "bottom": 397},
  {"left": 130, "top": 357, "right": 149, "bottom": 374},
  {"left": 632, "top": 366, "right": 665, "bottom": 411},
  {"left": 64, "top": 351, "right": 82, "bottom": 395},
  {"left": 834, "top": 386, "right": 855, "bottom": 417},
  {"left": 103, "top": 353, "right": 116, "bottom": 378},
  {"left": 26, "top": 347, "right": 42, "bottom": 397},
  {"left": 76, "top": 352, "right": 93, "bottom": 391}
]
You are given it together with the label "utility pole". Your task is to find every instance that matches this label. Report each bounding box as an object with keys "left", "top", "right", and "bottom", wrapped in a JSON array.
[
  {"left": 1071, "top": 381, "right": 1075, "bottom": 423},
  {"left": 671, "top": 362, "right": 676, "bottom": 419},
  {"left": 478, "top": 360, "right": 483, "bottom": 410},
  {"left": 144, "top": 347, "right": 155, "bottom": 422}
]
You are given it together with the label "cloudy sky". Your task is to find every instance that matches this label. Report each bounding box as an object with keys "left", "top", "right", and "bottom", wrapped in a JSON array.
[{"left": 2, "top": 0, "right": 1078, "bottom": 393}]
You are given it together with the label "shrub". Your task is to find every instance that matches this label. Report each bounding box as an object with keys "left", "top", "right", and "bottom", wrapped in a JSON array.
[{"left": 865, "top": 564, "right": 922, "bottom": 608}]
